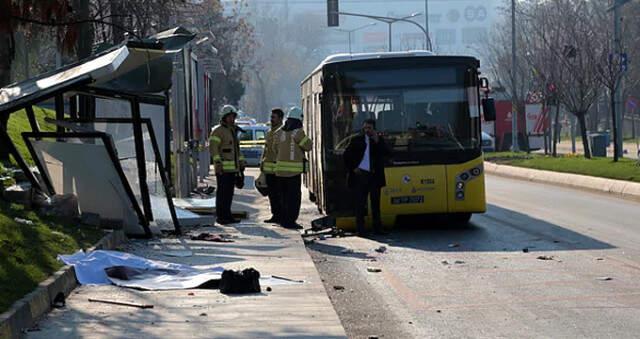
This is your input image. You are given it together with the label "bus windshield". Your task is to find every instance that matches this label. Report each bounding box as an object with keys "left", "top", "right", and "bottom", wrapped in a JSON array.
[{"left": 328, "top": 65, "right": 481, "bottom": 156}]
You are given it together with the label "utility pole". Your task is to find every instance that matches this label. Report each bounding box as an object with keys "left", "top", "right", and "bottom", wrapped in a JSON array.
[{"left": 511, "top": 0, "right": 519, "bottom": 151}]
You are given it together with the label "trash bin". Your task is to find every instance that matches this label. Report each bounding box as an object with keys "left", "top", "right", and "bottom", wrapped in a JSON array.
[
  {"left": 589, "top": 133, "right": 607, "bottom": 157},
  {"left": 603, "top": 130, "right": 611, "bottom": 147}
]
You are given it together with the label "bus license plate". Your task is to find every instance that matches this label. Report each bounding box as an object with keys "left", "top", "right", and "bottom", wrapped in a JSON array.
[{"left": 391, "top": 196, "right": 424, "bottom": 204}]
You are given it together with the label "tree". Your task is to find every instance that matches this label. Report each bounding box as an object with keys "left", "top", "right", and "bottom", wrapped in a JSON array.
[
  {"left": 0, "top": 0, "right": 77, "bottom": 161},
  {"left": 240, "top": 5, "right": 329, "bottom": 120}
]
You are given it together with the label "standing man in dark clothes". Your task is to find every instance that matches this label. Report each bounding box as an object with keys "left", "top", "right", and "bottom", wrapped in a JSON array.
[
  {"left": 261, "top": 108, "right": 284, "bottom": 223},
  {"left": 210, "top": 105, "right": 245, "bottom": 225},
  {"left": 275, "top": 106, "right": 312, "bottom": 229},
  {"left": 344, "top": 119, "right": 390, "bottom": 236}
]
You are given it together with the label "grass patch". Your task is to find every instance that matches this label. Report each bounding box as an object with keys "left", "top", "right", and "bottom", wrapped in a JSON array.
[
  {"left": 0, "top": 200, "right": 104, "bottom": 313},
  {"left": 6, "top": 107, "right": 57, "bottom": 166},
  {"left": 485, "top": 152, "right": 640, "bottom": 183}
]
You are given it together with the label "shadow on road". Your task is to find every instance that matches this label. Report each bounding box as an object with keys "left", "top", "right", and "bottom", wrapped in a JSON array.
[{"left": 368, "top": 204, "right": 614, "bottom": 253}]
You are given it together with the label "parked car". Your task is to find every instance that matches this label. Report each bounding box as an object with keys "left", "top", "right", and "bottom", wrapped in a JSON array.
[
  {"left": 237, "top": 124, "right": 270, "bottom": 167},
  {"left": 482, "top": 131, "right": 495, "bottom": 153}
]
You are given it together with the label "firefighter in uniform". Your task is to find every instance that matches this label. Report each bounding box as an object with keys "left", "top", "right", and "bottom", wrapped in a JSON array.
[
  {"left": 261, "top": 108, "right": 285, "bottom": 224},
  {"left": 275, "top": 106, "right": 312, "bottom": 229},
  {"left": 210, "top": 105, "right": 245, "bottom": 224}
]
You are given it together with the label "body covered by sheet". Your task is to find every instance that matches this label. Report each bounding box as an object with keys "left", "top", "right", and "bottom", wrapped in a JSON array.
[{"left": 59, "top": 250, "right": 301, "bottom": 291}]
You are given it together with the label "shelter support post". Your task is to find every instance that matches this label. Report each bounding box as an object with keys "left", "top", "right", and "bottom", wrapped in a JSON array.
[
  {"left": 0, "top": 126, "right": 44, "bottom": 192},
  {"left": 25, "top": 106, "right": 41, "bottom": 133},
  {"left": 55, "top": 94, "right": 65, "bottom": 134},
  {"left": 130, "top": 98, "right": 154, "bottom": 223}
]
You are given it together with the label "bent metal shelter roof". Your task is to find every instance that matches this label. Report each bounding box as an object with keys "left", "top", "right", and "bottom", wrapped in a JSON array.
[{"left": 0, "top": 27, "right": 196, "bottom": 115}]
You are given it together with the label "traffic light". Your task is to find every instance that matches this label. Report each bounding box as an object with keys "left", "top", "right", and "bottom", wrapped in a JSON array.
[{"left": 327, "top": 0, "right": 339, "bottom": 27}]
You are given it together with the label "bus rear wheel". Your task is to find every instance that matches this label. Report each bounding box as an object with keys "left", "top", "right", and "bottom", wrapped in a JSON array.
[{"left": 449, "top": 213, "right": 472, "bottom": 226}]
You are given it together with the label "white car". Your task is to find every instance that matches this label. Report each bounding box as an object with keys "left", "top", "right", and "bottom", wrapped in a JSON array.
[
  {"left": 482, "top": 131, "right": 495, "bottom": 153},
  {"left": 237, "top": 124, "right": 270, "bottom": 167}
]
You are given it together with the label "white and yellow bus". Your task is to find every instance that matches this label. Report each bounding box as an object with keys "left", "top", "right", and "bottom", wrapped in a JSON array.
[{"left": 301, "top": 51, "right": 496, "bottom": 230}]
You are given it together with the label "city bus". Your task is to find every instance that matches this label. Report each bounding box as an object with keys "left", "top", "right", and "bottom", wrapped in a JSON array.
[{"left": 301, "top": 51, "right": 495, "bottom": 230}]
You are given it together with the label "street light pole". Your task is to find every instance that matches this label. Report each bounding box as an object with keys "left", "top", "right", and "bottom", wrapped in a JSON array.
[
  {"left": 338, "top": 11, "right": 432, "bottom": 52},
  {"left": 388, "top": 23, "right": 392, "bottom": 51},
  {"left": 425, "top": 0, "right": 430, "bottom": 50},
  {"left": 511, "top": 0, "right": 519, "bottom": 152},
  {"left": 335, "top": 23, "right": 376, "bottom": 54}
]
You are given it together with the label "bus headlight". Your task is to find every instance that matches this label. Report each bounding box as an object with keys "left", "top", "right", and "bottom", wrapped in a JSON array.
[
  {"left": 456, "top": 182, "right": 464, "bottom": 190},
  {"left": 456, "top": 191, "right": 465, "bottom": 200}
]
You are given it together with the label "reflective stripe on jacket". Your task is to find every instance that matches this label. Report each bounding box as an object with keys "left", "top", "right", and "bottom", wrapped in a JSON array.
[
  {"left": 275, "top": 127, "right": 312, "bottom": 177},
  {"left": 210, "top": 123, "right": 245, "bottom": 173},
  {"left": 260, "top": 122, "right": 282, "bottom": 174}
]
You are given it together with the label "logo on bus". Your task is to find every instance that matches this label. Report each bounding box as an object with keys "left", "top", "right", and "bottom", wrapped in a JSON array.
[{"left": 402, "top": 175, "right": 411, "bottom": 184}]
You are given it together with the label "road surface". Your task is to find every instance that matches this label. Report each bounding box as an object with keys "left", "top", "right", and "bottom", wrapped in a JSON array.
[{"left": 308, "top": 174, "right": 640, "bottom": 338}]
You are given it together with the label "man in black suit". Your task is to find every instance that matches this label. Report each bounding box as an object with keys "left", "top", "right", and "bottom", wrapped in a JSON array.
[{"left": 344, "top": 119, "right": 390, "bottom": 236}]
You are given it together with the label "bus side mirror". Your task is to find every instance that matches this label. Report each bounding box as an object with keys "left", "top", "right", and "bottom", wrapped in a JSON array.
[{"left": 482, "top": 97, "right": 496, "bottom": 122}]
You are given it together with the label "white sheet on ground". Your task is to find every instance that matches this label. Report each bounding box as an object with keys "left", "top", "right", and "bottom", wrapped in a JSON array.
[{"left": 59, "top": 250, "right": 302, "bottom": 290}]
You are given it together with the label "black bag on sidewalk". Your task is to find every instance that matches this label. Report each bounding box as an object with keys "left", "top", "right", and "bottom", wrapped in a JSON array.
[{"left": 219, "top": 268, "right": 261, "bottom": 294}]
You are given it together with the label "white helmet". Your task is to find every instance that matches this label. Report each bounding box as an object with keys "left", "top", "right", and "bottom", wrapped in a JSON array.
[
  {"left": 220, "top": 104, "right": 238, "bottom": 118},
  {"left": 287, "top": 106, "right": 303, "bottom": 120}
]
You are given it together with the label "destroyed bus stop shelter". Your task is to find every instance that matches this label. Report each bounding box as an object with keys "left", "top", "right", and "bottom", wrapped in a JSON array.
[{"left": 0, "top": 27, "right": 196, "bottom": 237}]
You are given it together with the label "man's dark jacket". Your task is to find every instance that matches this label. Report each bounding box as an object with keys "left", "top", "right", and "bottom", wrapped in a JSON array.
[{"left": 343, "top": 133, "right": 390, "bottom": 189}]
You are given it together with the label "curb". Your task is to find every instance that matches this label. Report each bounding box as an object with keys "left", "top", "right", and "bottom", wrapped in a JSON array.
[
  {"left": 0, "top": 229, "right": 127, "bottom": 339},
  {"left": 484, "top": 161, "right": 640, "bottom": 203}
]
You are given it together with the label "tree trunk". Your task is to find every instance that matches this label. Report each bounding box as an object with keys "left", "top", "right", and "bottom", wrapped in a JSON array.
[
  {"left": 553, "top": 103, "right": 560, "bottom": 157},
  {"left": 577, "top": 112, "right": 591, "bottom": 159},
  {"left": 610, "top": 89, "right": 619, "bottom": 162},
  {"left": 0, "top": 30, "right": 13, "bottom": 162},
  {"left": 111, "top": 1, "right": 127, "bottom": 44},
  {"left": 75, "top": 0, "right": 94, "bottom": 60}
]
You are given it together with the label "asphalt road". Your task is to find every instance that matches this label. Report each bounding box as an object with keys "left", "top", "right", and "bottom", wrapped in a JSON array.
[{"left": 307, "top": 174, "right": 640, "bottom": 339}]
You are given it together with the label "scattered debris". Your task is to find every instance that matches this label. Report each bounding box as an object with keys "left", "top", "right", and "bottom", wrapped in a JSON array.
[
  {"left": 436, "top": 310, "right": 442, "bottom": 313},
  {"left": 522, "top": 248, "right": 529, "bottom": 253},
  {"left": 88, "top": 298, "right": 154, "bottom": 309},
  {"left": 596, "top": 258, "right": 604, "bottom": 261},
  {"left": 24, "top": 326, "right": 41, "bottom": 333},
  {"left": 188, "top": 292, "right": 195, "bottom": 296},
  {"left": 596, "top": 276, "right": 613, "bottom": 281},
  {"left": 441, "top": 260, "right": 449, "bottom": 265},
  {"left": 272, "top": 275, "right": 304, "bottom": 283},
  {"left": 341, "top": 248, "right": 354, "bottom": 254},
  {"left": 190, "top": 232, "right": 234, "bottom": 242},
  {"left": 333, "top": 285, "right": 345, "bottom": 291},
  {"left": 537, "top": 255, "right": 554, "bottom": 261},
  {"left": 367, "top": 267, "right": 382, "bottom": 273},
  {"left": 368, "top": 336, "right": 379, "bottom": 339},
  {"left": 454, "top": 260, "right": 465, "bottom": 264},
  {"left": 408, "top": 321, "right": 413, "bottom": 324},
  {"left": 161, "top": 250, "right": 193, "bottom": 257},
  {"left": 375, "top": 246, "right": 387, "bottom": 253},
  {"left": 14, "top": 217, "right": 34, "bottom": 225},
  {"left": 448, "top": 243, "right": 460, "bottom": 248},
  {"left": 266, "top": 287, "right": 272, "bottom": 292},
  {"left": 51, "top": 292, "right": 65, "bottom": 308},
  {"left": 199, "top": 313, "right": 207, "bottom": 317}
]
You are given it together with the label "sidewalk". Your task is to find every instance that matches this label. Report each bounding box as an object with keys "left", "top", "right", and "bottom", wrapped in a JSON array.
[
  {"left": 27, "top": 169, "right": 346, "bottom": 339},
  {"left": 549, "top": 140, "right": 639, "bottom": 159}
]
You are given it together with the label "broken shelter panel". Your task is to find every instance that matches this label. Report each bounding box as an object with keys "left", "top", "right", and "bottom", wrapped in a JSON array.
[
  {"left": 140, "top": 103, "right": 166, "bottom": 165},
  {"left": 95, "top": 98, "right": 168, "bottom": 166},
  {"left": 67, "top": 120, "right": 179, "bottom": 232},
  {"left": 25, "top": 135, "right": 149, "bottom": 236}
]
